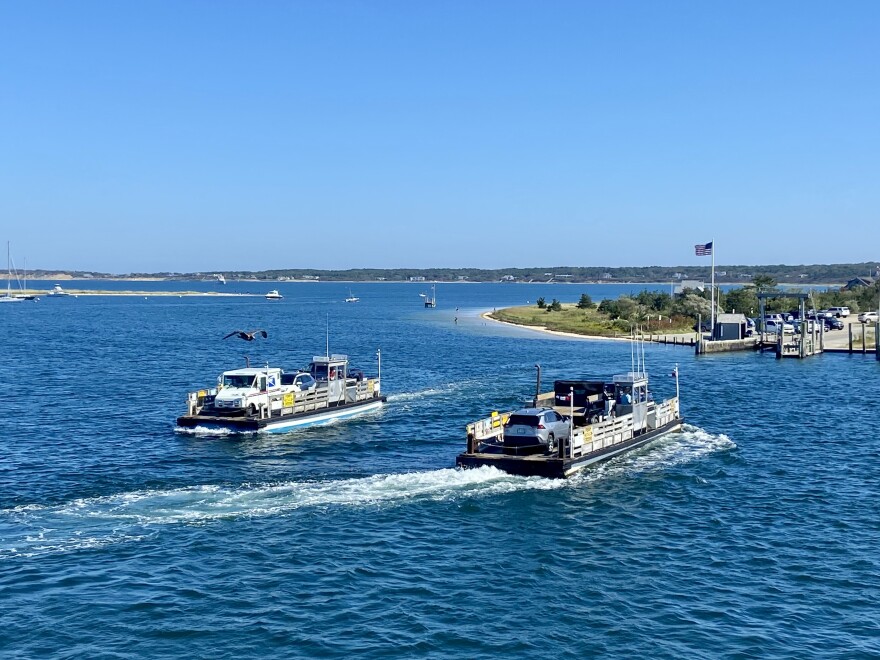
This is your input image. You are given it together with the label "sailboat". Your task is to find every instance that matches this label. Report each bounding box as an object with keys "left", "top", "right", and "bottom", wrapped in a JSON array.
[
  {"left": 17, "top": 257, "right": 39, "bottom": 300},
  {"left": 345, "top": 289, "right": 359, "bottom": 303},
  {"left": 1, "top": 242, "right": 24, "bottom": 303}
]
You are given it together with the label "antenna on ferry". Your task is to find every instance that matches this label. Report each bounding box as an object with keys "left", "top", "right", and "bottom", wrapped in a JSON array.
[
  {"left": 630, "top": 326, "right": 636, "bottom": 374},
  {"left": 640, "top": 324, "right": 647, "bottom": 376},
  {"left": 326, "top": 314, "right": 330, "bottom": 358}
]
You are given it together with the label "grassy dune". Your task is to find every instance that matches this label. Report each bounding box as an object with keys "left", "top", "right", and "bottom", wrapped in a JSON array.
[{"left": 489, "top": 304, "right": 695, "bottom": 337}]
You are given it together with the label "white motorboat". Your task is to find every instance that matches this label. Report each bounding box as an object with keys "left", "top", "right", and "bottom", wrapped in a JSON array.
[
  {"left": 265, "top": 290, "right": 283, "bottom": 300},
  {"left": 47, "top": 284, "right": 70, "bottom": 296}
]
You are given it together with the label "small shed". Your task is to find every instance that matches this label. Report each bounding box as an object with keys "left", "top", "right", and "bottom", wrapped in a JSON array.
[{"left": 712, "top": 313, "right": 748, "bottom": 341}]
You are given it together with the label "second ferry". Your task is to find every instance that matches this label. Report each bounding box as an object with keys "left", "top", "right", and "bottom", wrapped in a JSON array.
[{"left": 176, "top": 350, "right": 385, "bottom": 433}]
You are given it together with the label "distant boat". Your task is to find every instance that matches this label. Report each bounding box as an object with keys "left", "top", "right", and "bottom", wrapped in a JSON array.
[
  {"left": 424, "top": 284, "right": 437, "bottom": 308},
  {"left": 345, "top": 289, "right": 359, "bottom": 303},
  {"left": 265, "top": 290, "right": 283, "bottom": 300},
  {"left": 47, "top": 284, "right": 70, "bottom": 297},
  {"left": 216, "top": 274, "right": 226, "bottom": 284},
  {"left": 1, "top": 241, "right": 24, "bottom": 304}
]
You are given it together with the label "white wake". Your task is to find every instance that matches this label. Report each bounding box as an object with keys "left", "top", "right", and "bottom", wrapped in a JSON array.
[{"left": 1, "top": 426, "right": 733, "bottom": 558}]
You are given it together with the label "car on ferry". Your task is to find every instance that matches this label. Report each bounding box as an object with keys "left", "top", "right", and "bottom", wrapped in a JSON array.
[
  {"left": 280, "top": 372, "right": 317, "bottom": 392},
  {"left": 503, "top": 408, "right": 570, "bottom": 453}
]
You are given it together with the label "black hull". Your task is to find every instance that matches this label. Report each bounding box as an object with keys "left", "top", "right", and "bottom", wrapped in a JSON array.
[{"left": 456, "top": 418, "right": 684, "bottom": 478}]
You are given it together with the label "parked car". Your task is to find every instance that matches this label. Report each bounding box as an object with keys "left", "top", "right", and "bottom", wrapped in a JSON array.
[
  {"left": 693, "top": 320, "right": 712, "bottom": 333},
  {"left": 765, "top": 319, "right": 795, "bottom": 333},
  {"left": 858, "top": 311, "right": 879, "bottom": 323},
  {"left": 792, "top": 320, "right": 816, "bottom": 334},
  {"left": 503, "top": 408, "right": 570, "bottom": 451},
  {"left": 828, "top": 306, "right": 850, "bottom": 318},
  {"left": 826, "top": 317, "right": 844, "bottom": 330}
]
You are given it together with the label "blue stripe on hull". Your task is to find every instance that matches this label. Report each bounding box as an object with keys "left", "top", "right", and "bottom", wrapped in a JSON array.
[
  {"left": 261, "top": 400, "right": 384, "bottom": 433},
  {"left": 185, "top": 400, "right": 384, "bottom": 434}
]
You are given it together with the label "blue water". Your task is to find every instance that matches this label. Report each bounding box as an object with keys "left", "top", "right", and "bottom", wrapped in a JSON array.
[{"left": 1, "top": 284, "right": 878, "bottom": 658}]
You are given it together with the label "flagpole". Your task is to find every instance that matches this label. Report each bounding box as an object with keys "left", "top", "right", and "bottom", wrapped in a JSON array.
[{"left": 710, "top": 238, "right": 716, "bottom": 335}]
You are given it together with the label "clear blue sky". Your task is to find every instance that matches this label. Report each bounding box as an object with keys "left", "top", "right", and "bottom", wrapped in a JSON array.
[{"left": 1, "top": 1, "right": 878, "bottom": 273}]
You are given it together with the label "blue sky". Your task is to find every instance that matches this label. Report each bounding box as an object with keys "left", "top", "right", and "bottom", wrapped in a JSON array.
[{"left": 1, "top": 1, "right": 878, "bottom": 273}]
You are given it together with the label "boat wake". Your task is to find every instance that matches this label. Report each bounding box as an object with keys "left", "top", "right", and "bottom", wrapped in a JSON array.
[
  {"left": 570, "top": 424, "right": 736, "bottom": 485},
  {"left": 1, "top": 426, "right": 732, "bottom": 558},
  {"left": 0, "top": 467, "right": 562, "bottom": 558},
  {"left": 174, "top": 425, "right": 239, "bottom": 436}
]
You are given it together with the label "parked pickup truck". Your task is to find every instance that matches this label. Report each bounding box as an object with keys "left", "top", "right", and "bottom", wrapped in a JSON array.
[{"left": 213, "top": 367, "right": 317, "bottom": 414}]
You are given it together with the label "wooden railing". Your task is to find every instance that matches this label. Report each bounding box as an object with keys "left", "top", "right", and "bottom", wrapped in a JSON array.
[{"left": 466, "top": 411, "right": 509, "bottom": 442}]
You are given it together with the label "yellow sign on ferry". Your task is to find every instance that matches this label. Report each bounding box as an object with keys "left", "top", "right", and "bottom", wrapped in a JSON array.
[{"left": 283, "top": 393, "right": 295, "bottom": 407}]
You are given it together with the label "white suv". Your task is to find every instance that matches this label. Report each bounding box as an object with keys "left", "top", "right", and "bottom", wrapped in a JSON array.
[{"left": 828, "top": 306, "right": 850, "bottom": 318}]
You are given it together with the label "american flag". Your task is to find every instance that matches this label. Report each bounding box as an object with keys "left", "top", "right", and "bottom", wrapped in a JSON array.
[{"left": 695, "top": 242, "right": 713, "bottom": 256}]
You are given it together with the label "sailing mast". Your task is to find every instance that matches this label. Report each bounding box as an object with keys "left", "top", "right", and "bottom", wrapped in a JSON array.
[{"left": 2, "top": 241, "right": 23, "bottom": 302}]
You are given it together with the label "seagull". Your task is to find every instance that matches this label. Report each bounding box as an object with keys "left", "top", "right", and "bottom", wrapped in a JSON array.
[{"left": 223, "top": 329, "right": 268, "bottom": 341}]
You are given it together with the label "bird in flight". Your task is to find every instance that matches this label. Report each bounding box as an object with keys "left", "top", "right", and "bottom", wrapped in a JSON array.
[{"left": 223, "top": 330, "right": 268, "bottom": 341}]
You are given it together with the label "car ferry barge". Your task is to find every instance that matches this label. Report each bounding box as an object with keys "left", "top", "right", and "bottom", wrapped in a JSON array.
[
  {"left": 456, "top": 368, "right": 682, "bottom": 478},
  {"left": 176, "top": 351, "right": 385, "bottom": 433}
]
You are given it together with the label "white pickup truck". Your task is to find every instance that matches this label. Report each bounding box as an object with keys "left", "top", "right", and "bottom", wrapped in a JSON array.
[{"left": 213, "top": 367, "right": 317, "bottom": 414}]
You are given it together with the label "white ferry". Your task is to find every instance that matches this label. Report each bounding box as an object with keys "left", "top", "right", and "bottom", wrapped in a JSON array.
[
  {"left": 457, "top": 368, "right": 682, "bottom": 478},
  {"left": 177, "top": 352, "right": 384, "bottom": 433}
]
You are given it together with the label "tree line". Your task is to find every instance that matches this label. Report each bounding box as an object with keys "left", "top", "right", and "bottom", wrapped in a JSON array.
[
  {"left": 28, "top": 263, "right": 879, "bottom": 284},
  {"left": 560, "top": 277, "right": 880, "bottom": 328}
]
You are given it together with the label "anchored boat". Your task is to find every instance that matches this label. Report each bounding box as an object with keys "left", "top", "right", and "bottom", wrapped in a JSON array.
[
  {"left": 423, "top": 284, "right": 437, "bottom": 308},
  {"left": 46, "top": 284, "right": 70, "bottom": 297},
  {"left": 177, "top": 351, "right": 385, "bottom": 433},
  {"left": 457, "top": 367, "right": 682, "bottom": 478}
]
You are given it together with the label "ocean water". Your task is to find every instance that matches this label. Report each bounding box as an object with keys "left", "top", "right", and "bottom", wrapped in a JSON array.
[{"left": 1, "top": 283, "right": 878, "bottom": 658}]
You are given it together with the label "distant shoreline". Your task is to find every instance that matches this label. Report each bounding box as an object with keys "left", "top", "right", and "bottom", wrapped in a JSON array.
[
  {"left": 16, "top": 290, "right": 262, "bottom": 297},
  {"left": 20, "top": 277, "right": 843, "bottom": 287}
]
